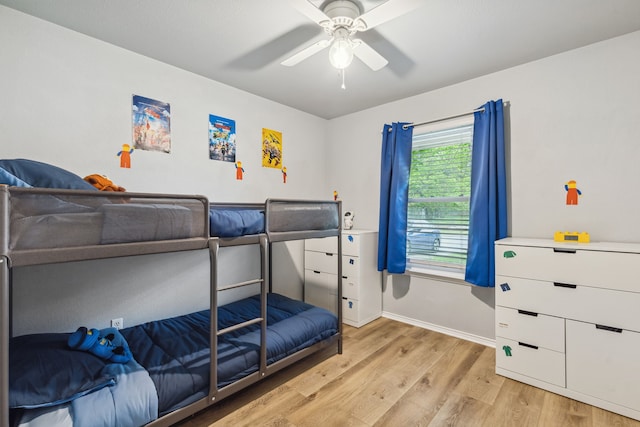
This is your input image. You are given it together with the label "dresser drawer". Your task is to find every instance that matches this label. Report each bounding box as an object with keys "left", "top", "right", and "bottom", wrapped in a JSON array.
[
  {"left": 342, "top": 275, "right": 359, "bottom": 300},
  {"left": 567, "top": 319, "right": 640, "bottom": 411},
  {"left": 304, "top": 250, "right": 338, "bottom": 274},
  {"left": 496, "top": 275, "right": 640, "bottom": 333},
  {"left": 496, "top": 336, "right": 565, "bottom": 387},
  {"left": 305, "top": 236, "right": 338, "bottom": 254},
  {"left": 342, "top": 297, "right": 359, "bottom": 324},
  {"left": 496, "top": 306, "right": 564, "bottom": 352},
  {"left": 495, "top": 244, "right": 640, "bottom": 293},
  {"left": 304, "top": 270, "right": 337, "bottom": 314},
  {"left": 342, "top": 232, "right": 361, "bottom": 257},
  {"left": 342, "top": 255, "right": 360, "bottom": 281}
]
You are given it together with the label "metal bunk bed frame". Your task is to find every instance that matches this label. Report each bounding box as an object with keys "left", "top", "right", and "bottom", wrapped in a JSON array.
[{"left": 0, "top": 190, "right": 342, "bottom": 427}]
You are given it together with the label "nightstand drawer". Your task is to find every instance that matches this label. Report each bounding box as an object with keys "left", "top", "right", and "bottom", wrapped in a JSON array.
[
  {"left": 496, "top": 275, "right": 640, "bottom": 332},
  {"left": 496, "top": 306, "right": 564, "bottom": 352},
  {"left": 304, "top": 250, "right": 338, "bottom": 274},
  {"left": 496, "top": 336, "right": 565, "bottom": 387},
  {"left": 496, "top": 244, "right": 640, "bottom": 293}
]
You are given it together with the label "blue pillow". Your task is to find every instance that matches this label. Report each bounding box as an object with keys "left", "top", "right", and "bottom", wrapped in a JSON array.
[
  {"left": 0, "top": 159, "right": 97, "bottom": 191},
  {"left": 0, "top": 166, "right": 31, "bottom": 187},
  {"left": 10, "top": 333, "right": 115, "bottom": 409}
]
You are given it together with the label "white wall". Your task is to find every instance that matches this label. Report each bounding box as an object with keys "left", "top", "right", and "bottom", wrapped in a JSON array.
[
  {"left": 0, "top": 6, "right": 324, "bottom": 335},
  {"left": 326, "top": 30, "right": 640, "bottom": 341}
]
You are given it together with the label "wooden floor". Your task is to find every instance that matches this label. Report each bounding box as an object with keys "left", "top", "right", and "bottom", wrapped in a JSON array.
[{"left": 177, "top": 317, "right": 640, "bottom": 427}]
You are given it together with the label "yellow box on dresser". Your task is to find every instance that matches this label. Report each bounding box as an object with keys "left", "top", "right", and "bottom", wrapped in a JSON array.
[{"left": 495, "top": 237, "right": 640, "bottom": 421}]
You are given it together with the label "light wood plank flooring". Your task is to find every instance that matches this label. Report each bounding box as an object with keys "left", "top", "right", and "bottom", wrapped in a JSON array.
[{"left": 177, "top": 317, "right": 640, "bottom": 427}]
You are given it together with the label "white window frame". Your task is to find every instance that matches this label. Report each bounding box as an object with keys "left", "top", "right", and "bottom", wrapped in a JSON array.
[{"left": 406, "top": 115, "right": 474, "bottom": 281}]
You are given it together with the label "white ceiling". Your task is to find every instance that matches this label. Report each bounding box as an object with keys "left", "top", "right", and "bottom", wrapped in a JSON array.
[{"left": 2, "top": 0, "right": 640, "bottom": 119}]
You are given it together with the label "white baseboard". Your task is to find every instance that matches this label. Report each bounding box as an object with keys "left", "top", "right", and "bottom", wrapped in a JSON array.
[{"left": 382, "top": 311, "right": 496, "bottom": 348}]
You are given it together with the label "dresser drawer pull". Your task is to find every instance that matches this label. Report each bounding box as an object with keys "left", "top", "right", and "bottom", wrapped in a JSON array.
[
  {"left": 342, "top": 276, "right": 348, "bottom": 279},
  {"left": 553, "top": 282, "right": 577, "bottom": 289},
  {"left": 596, "top": 324, "right": 623, "bottom": 333},
  {"left": 517, "top": 309, "right": 538, "bottom": 317},
  {"left": 313, "top": 270, "right": 321, "bottom": 274},
  {"left": 518, "top": 342, "right": 539, "bottom": 350},
  {"left": 553, "top": 248, "right": 576, "bottom": 254},
  {"left": 325, "top": 252, "right": 334, "bottom": 256}
]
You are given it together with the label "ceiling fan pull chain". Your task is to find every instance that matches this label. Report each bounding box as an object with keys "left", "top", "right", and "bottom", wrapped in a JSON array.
[{"left": 341, "top": 68, "right": 346, "bottom": 90}]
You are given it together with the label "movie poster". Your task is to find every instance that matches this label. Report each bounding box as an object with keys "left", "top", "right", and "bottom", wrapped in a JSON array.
[
  {"left": 261, "top": 128, "right": 282, "bottom": 169},
  {"left": 208, "top": 114, "right": 236, "bottom": 162},
  {"left": 132, "top": 95, "right": 171, "bottom": 153}
]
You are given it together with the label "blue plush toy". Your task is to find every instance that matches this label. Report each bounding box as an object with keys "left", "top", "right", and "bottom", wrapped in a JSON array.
[{"left": 68, "top": 326, "right": 132, "bottom": 363}]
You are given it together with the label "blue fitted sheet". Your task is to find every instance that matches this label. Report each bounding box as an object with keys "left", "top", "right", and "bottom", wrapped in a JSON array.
[{"left": 121, "top": 293, "right": 338, "bottom": 415}]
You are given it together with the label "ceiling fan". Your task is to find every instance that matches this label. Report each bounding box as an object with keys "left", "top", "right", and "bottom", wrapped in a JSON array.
[{"left": 282, "top": 0, "right": 421, "bottom": 71}]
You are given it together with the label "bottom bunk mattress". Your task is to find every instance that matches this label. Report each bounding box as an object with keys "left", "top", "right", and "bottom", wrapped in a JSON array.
[
  {"left": 122, "top": 292, "right": 338, "bottom": 415},
  {"left": 10, "top": 293, "right": 338, "bottom": 426}
]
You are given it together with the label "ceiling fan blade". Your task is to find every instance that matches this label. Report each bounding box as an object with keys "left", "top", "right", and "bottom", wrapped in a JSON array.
[
  {"left": 281, "top": 39, "right": 331, "bottom": 66},
  {"left": 352, "top": 39, "right": 388, "bottom": 71},
  {"left": 287, "top": 0, "right": 330, "bottom": 25},
  {"left": 354, "top": 0, "right": 422, "bottom": 31}
]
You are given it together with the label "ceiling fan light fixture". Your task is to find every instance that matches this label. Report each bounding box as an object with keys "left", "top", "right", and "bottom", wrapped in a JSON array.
[{"left": 328, "top": 28, "right": 353, "bottom": 69}]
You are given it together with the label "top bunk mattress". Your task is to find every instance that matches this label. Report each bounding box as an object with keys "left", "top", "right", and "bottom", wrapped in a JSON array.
[
  {"left": 0, "top": 187, "right": 209, "bottom": 263},
  {"left": 209, "top": 199, "right": 340, "bottom": 240}
]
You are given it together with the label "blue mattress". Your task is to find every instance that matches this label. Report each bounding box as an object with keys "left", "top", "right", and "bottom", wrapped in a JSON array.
[
  {"left": 209, "top": 208, "right": 264, "bottom": 237},
  {"left": 121, "top": 293, "right": 337, "bottom": 415},
  {"left": 9, "top": 293, "right": 337, "bottom": 423}
]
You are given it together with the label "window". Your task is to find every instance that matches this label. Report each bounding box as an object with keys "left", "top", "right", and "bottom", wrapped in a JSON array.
[{"left": 407, "top": 119, "right": 473, "bottom": 272}]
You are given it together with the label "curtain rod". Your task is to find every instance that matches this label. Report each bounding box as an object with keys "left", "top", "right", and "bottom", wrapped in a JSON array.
[
  {"left": 388, "top": 101, "right": 509, "bottom": 131},
  {"left": 401, "top": 108, "right": 483, "bottom": 130}
]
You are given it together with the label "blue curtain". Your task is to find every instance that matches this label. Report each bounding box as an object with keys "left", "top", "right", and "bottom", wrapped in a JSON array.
[
  {"left": 378, "top": 122, "right": 413, "bottom": 274},
  {"left": 465, "top": 100, "right": 508, "bottom": 287}
]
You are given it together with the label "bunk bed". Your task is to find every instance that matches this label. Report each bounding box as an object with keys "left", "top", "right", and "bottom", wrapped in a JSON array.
[{"left": 1, "top": 185, "right": 342, "bottom": 427}]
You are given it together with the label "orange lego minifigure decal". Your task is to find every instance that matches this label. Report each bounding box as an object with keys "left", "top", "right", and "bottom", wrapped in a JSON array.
[
  {"left": 565, "top": 180, "right": 582, "bottom": 205},
  {"left": 117, "top": 144, "right": 134, "bottom": 168},
  {"left": 235, "top": 161, "right": 244, "bottom": 180}
]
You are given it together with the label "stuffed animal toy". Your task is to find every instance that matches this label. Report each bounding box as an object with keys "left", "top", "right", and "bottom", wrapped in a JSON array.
[
  {"left": 68, "top": 326, "right": 132, "bottom": 363},
  {"left": 344, "top": 211, "right": 355, "bottom": 230},
  {"left": 84, "top": 174, "right": 126, "bottom": 192}
]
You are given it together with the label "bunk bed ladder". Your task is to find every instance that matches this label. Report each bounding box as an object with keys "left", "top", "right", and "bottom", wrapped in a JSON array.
[
  {"left": 1, "top": 256, "right": 8, "bottom": 427},
  {"left": 208, "top": 234, "right": 269, "bottom": 403}
]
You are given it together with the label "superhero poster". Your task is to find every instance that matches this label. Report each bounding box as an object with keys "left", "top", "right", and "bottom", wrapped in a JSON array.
[
  {"left": 208, "top": 114, "right": 236, "bottom": 162},
  {"left": 132, "top": 95, "right": 171, "bottom": 153},
  {"left": 262, "top": 128, "right": 282, "bottom": 169}
]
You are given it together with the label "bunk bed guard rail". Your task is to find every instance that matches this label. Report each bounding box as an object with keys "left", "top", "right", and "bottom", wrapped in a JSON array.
[
  {"left": 0, "top": 186, "right": 210, "bottom": 267},
  {"left": 265, "top": 198, "right": 341, "bottom": 242}
]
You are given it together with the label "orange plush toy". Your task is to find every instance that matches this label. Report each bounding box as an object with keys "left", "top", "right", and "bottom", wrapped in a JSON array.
[{"left": 84, "top": 174, "right": 126, "bottom": 192}]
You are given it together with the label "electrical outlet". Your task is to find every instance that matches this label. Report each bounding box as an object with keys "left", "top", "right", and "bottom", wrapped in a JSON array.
[{"left": 111, "top": 318, "right": 124, "bottom": 330}]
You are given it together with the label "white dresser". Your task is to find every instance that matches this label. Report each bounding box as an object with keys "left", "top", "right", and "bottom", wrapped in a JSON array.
[
  {"left": 495, "top": 237, "right": 640, "bottom": 421},
  {"left": 305, "top": 230, "right": 381, "bottom": 327}
]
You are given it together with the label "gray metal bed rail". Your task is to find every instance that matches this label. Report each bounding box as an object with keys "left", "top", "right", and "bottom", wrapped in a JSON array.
[{"left": 0, "top": 186, "right": 210, "bottom": 267}]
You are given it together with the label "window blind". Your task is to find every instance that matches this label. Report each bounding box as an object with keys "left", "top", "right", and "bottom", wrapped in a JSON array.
[{"left": 407, "top": 124, "right": 473, "bottom": 269}]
